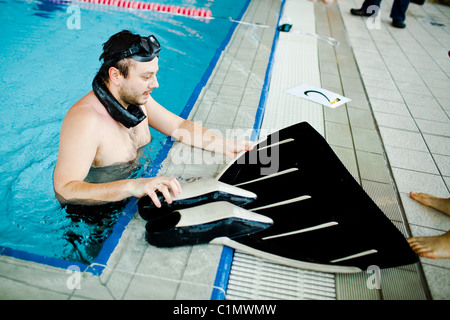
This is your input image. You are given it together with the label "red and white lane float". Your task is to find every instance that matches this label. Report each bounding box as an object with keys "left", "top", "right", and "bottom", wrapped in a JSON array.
[{"left": 76, "top": 0, "right": 212, "bottom": 17}]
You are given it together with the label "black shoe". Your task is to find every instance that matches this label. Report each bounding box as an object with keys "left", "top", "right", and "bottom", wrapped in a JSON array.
[
  {"left": 392, "top": 19, "right": 406, "bottom": 28},
  {"left": 350, "top": 8, "right": 373, "bottom": 17}
]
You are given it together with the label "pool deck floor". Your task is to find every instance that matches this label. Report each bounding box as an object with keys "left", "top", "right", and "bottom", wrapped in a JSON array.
[{"left": 0, "top": 0, "right": 449, "bottom": 300}]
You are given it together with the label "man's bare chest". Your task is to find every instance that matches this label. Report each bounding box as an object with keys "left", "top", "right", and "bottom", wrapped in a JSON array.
[{"left": 93, "top": 124, "right": 151, "bottom": 167}]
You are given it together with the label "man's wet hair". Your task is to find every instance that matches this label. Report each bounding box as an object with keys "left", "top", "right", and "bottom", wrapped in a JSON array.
[{"left": 97, "top": 30, "right": 141, "bottom": 83}]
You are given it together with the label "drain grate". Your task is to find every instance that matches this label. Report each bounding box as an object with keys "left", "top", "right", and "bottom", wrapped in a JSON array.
[{"left": 225, "top": 252, "right": 336, "bottom": 300}]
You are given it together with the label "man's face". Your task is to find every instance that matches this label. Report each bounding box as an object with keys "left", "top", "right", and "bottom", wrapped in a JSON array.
[{"left": 118, "top": 57, "right": 159, "bottom": 107}]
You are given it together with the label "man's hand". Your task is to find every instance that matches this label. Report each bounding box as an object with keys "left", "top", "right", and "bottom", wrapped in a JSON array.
[
  {"left": 131, "top": 176, "right": 182, "bottom": 208},
  {"left": 223, "top": 139, "right": 254, "bottom": 159}
]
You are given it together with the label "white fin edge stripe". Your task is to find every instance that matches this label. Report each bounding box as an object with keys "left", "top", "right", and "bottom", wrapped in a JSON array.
[
  {"left": 234, "top": 168, "right": 299, "bottom": 187},
  {"left": 250, "top": 195, "right": 311, "bottom": 211},
  {"left": 262, "top": 222, "right": 338, "bottom": 240},
  {"left": 330, "top": 249, "right": 378, "bottom": 263},
  {"left": 257, "top": 138, "right": 295, "bottom": 151}
]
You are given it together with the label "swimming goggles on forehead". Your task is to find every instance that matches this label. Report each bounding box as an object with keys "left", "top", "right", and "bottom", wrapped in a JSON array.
[{"left": 108, "top": 35, "right": 161, "bottom": 64}]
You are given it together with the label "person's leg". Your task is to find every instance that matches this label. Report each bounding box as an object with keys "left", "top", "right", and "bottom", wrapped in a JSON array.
[
  {"left": 361, "top": 0, "right": 382, "bottom": 11},
  {"left": 351, "top": 0, "right": 381, "bottom": 16},
  {"left": 390, "top": 0, "right": 411, "bottom": 27}
]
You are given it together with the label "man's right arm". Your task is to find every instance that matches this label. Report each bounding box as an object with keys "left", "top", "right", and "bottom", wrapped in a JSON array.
[{"left": 53, "top": 107, "right": 181, "bottom": 207}]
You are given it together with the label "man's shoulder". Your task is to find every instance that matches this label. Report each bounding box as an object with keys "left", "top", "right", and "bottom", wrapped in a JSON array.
[{"left": 63, "top": 91, "right": 106, "bottom": 129}]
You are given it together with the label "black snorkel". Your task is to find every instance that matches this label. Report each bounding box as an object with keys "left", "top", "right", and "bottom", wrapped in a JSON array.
[
  {"left": 92, "top": 75, "right": 147, "bottom": 129},
  {"left": 93, "top": 35, "right": 161, "bottom": 129}
]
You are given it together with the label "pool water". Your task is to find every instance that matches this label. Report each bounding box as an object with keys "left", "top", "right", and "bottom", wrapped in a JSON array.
[{"left": 0, "top": 0, "right": 248, "bottom": 264}]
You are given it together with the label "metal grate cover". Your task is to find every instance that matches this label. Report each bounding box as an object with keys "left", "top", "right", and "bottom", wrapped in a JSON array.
[{"left": 226, "top": 252, "right": 336, "bottom": 300}]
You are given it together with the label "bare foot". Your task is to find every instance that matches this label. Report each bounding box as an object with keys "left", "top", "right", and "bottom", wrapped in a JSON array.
[
  {"left": 410, "top": 191, "right": 450, "bottom": 216},
  {"left": 407, "top": 231, "right": 450, "bottom": 259}
]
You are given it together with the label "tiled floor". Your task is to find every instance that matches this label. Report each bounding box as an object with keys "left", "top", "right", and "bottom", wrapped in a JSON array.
[
  {"left": 335, "top": 0, "right": 450, "bottom": 299},
  {"left": 0, "top": 0, "right": 449, "bottom": 300},
  {"left": 254, "top": 0, "right": 429, "bottom": 299}
]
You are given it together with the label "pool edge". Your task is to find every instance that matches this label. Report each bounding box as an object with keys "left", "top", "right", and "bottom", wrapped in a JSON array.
[{"left": 210, "top": 0, "right": 287, "bottom": 300}]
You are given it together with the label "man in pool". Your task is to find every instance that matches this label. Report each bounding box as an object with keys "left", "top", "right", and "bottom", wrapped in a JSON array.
[{"left": 53, "top": 30, "right": 253, "bottom": 209}]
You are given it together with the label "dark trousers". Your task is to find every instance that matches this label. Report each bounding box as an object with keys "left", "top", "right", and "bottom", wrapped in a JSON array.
[{"left": 360, "top": 0, "right": 411, "bottom": 21}]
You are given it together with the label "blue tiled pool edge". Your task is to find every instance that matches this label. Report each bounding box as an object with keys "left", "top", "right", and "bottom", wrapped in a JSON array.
[
  {"left": 210, "top": 0, "right": 286, "bottom": 300},
  {"left": 210, "top": 246, "right": 234, "bottom": 300}
]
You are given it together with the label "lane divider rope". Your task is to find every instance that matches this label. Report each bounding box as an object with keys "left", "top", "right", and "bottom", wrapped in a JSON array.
[{"left": 73, "top": 0, "right": 212, "bottom": 17}]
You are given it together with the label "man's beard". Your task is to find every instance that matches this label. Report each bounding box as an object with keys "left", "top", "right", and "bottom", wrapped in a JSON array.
[{"left": 118, "top": 84, "right": 149, "bottom": 107}]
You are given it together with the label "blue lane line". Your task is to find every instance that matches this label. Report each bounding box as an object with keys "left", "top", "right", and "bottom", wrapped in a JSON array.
[
  {"left": 0, "top": 245, "right": 89, "bottom": 272},
  {"left": 210, "top": 246, "right": 234, "bottom": 300},
  {"left": 210, "top": 0, "right": 287, "bottom": 300},
  {"left": 251, "top": 0, "right": 286, "bottom": 141}
]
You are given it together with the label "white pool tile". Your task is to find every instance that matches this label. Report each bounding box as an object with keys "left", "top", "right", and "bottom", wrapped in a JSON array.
[
  {"left": 369, "top": 98, "right": 410, "bottom": 116},
  {"left": 385, "top": 145, "right": 439, "bottom": 175},
  {"left": 379, "top": 127, "right": 428, "bottom": 152},
  {"left": 391, "top": 167, "right": 448, "bottom": 197},
  {"left": 416, "top": 119, "right": 450, "bottom": 137},
  {"left": 423, "top": 133, "right": 450, "bottom": 155},
  {"left": 433, "top": 154, "right": 450, "bottom": 177},
  {"left": 374, "top": 112, "right": 418, "bottom": 131}
]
